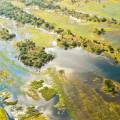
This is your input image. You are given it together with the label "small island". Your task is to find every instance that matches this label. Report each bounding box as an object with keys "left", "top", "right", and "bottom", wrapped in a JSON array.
[
  {"left": 0, "top": 28, "right": 16, "bottom": 40},
  {"left": 102, "top": 79, "right": 119, "bottom": 96},
  {"left": 18, "top": 106, "right": 48, "bottom": 120},
  {"left": 57, "top": 30, "right": 120, "bottom": 64},
  {"left": 17, "top": 40, "right": 54, "bottom": 68},
  {"left": 25, "top": 79, "right": 57, "bottom": 101}
]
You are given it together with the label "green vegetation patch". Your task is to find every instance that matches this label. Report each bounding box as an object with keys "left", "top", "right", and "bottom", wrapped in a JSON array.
[
  {"left": 26, "top": 26, "right": 56, "bottom": 47},
  {"left": 57, "top": 30, "right": 120, "bottom": 64},
  {"left": 28, "top": 8, "right": 95, "bottom": 37},
  {"left": 59, "top": 0, "right": 120, "bottom": 20},
  {"left": 30, "top": 80, "right": 44, "bottom": 90},
  {"left": 94, "top": 28, "right": 106, "bottom": 35},
  {"left": 0, "top": 91, "right": 18, "bottom": 105},
  {"left": 103, "top": 79, "right": 117, "bottom": 95},
  {"left": 17, "top": 40, "right": 54, "bottom": 68},
  {"left": 18, "top": 106, "right": 47, "bottom": 120},
  {"left": 21, "top": 0, "right": 120, "bottom": 26},
  {"left": 26, "top": 80, "right": 44, "bottom": 100},
  {"left": 26, "top": 79, "right": 57, "bottom": 101},
  {"left": 0, "top": 1, "right": 55, "bottom": 31},
  {"left": 22, "top": 0, "right": 59, "bottom": 10},
  {"left": 0, "top": 28, "right": 16, "bottom": 40},
  {"left": 40, "top": 86, "right": 57, "bottom": 101},
  {"left": 26, "top": 88, "right": 40, "bottom": 100},
  {"left": 46, "top": 68, "right": 66, "bottom": 109}
]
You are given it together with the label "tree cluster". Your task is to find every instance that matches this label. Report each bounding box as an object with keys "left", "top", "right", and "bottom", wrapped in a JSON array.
[
  {"left": 0, "top": 28, "right": 16, "bottom": 40},
  {"left": 17, "top": 40, "right": 54, "bottom": 68}
]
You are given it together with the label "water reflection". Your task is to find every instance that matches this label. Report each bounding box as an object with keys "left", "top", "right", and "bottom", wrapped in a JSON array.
[{"left": 47, "top": 47, "right": 120, "bottom": 81}]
